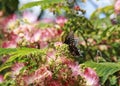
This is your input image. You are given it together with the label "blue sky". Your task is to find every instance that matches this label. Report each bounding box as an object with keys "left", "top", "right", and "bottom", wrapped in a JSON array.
[{"left": 78, "top": 0, "right": 114, "bottom": 18}]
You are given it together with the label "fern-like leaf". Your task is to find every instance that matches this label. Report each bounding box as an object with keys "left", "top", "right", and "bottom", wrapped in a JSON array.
[
  {"left": 0, "top": 48, "right": 47, "bottom": 72},
  {"left": 0, "top": 48, "right": 17, "bottom": 56},
  {"left": 0, "top": 48, "right": 46, "bottom": 62},
  {"left": 0, "top": 64, "right": 12, "bottom": 72},
  {"left": 84, "top": 61, "right": 120, "bottom": 84},
  {"left": 6, "top": 47, "right": 46, "bottom": 63}
]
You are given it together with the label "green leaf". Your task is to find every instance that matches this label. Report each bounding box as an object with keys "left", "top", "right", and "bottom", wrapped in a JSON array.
[
  {"left": 91, "top": 17, "right": 112, "bottom": 29},
  {"left": 0, "top": 48, "right": 17, "bottom": 56},
  {"left": 0, "top": 48, "right": 47, "bottom": 72},
  {"left": 20, "top": 0, "right": 64, "bottom": 10},
  {"left": 0, "top": 80, "right": 16, "bottom": 86},
  {"left": 4, "top": 72, "right": 11, "bottom": 79},
  {"left": 36, "top": 22, "right": 54, "bottom": 29},
  {"left": 20, "top": 1, "right": 41, "bottom": 10},
  {"left": 100, "top": 25, "right": 120, "bottom": 40},
  {"left": 6, "top": 47, "right": 46, "bottom": 63},
  {"left": 0, "top": 47, "right": 46, "bottom": 62},
  {"left": 84, "top": 61, "right": 120, "bottom": 84},
  {"left": 0, "top": 64, "right": 12, "bottom": 72},
  {"left": 109, "top": 75, "right": 117, "bottom": 85},
  {"left": 90, "top": 5, "right": 114, "bottom": 19}
]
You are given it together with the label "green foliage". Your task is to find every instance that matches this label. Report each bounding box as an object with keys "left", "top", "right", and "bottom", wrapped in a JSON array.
[
  {"left": 36, "top": 22, "right": 54, "bottom": 29},
  {"left": 0, "top": 48, "right": 46, "bottom": 62},
  {"left": 62, "top": 13, "right": 94, "bottom": 44},
  {"left": 0, "top": 80, "right": 16, "bottom": 86},
  {"left": 90, "top": 6, "right": 114, "bottom": 34},
  {"left": 100, "top": 25, "right": 119, "bottom": 40},
  {"left": 0, "top": 63, "right": 12, "bottom": 72},
  {"left": 0, "top": 48, "right": 47, "bottom": 72},
  {"left": 63, "top": 14, "right": 94, "bottom": 33},
  {"left": 20, "top": 0, "right": 64, "bottom": 10},
  {"left": 90, "top": 5, "right": 114, "bottom": 19},
  {"left": 91, "top": 17, "right": 112, "bottom": 29},
  {"left": 109, "top": 75, "right": 117, "bottom": 85},
  {"left": 84, "top": 61, "right": 120, "bottom": 84},
  {"left": 0, "top": 0, "right": 19, "bottom": 15},
  {"left": 0, "top": 48, "right": 17, "bottom": 56}
]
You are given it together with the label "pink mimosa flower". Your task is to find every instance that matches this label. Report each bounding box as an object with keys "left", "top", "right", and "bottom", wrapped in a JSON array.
[
  {"left": 32, "top": 30, "right": 41, "bottom": 42},
  {"left": 114, "top": 0, "right": 120, "bottom": 15},
  {"left": 2, "top": 41, "right": 17, "bottom": 48},
  {"left": 9, "top": 32, "right": 18, "bottom": 41},
  {"left": 23, "top": 74, "right": 35, "bottom": 86},
  {"left": 2, "top": 31, "right": 19, "bottom": 48},
  {"left": 0, "top": 75, "right": 4, "bottom": 83},
  {"left": 55, "top": 16, "right": 67, "bottom": 27},
  {"left": 46, "top": 80, "right": 62, "bottom": 86},
  {"left": 23, "top": 66, "right": 52, "bottom": 85},
  {"left": 69, "top": 63, "right": 83, "bottom": 76},
  {"left": 11, "top": 63, "right": 24, "bottom": 78},
  {"left": 83, "top": 67, "right": 100, "bottom": 86},
  {"left": 46, "top": 50, "right": 56, "bottom": 63},
  {"left": 40, "top": 18, "right": 54, "bottom": 23},
  {"left": 54, "top": 42, "right": 63, "bottom": 47},
  {"left": 39, "top": 41, "right": 48, "bottom": 48},
  {"left": 34, "top": 66, "right": 52, "bottom": 80},
  {"left": 61, "top": 57, "right": 84, "bottom": 77},
  {"left": 0, "top": 14, "right": 17, "bottom": 29},
  {"left": 1, "top": 55, "right": 9, "bottom": 63}
]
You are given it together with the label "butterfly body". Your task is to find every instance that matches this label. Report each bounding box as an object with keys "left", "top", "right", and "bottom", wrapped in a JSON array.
[{"left": 64, "top": 31, "right": 81, "bottom": 57}]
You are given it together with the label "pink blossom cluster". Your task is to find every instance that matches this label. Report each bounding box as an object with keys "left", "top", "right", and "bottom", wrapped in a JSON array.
[
  {"left": 0, "top": 14, "right": 18, "bottom": 48},
  {"left": 0, "top": 14, "right": 17, "bottom": 31},
  {"left": 11, "top": 62, "right": 25, "bottom": 79},
  {"left": 13, "top": 24, "right": 62, "bottom": 48},
  {"left": 2, "top": 32, "right": 18, "bottom": 48},
  {"left": 55, "top": 16, "right": 67, "bottom": 27},
  {"left": 114, "top": 0, "right": 120, "bottom": 15},
  {"left": 0, "top": 12, "right": 65, "bottom": 48},
  {"left": 15, "top": 59, "right": 99, "bottom": 86},
  {"left": 0, "top": 75, "right": 4, "bottom": 83},
  {"left": 10, "top": 42, "right": 100, "bottom": 86}
]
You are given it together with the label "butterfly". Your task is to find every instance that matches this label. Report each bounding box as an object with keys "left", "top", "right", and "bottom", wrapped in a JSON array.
[{"left": 64, "top": 31, "right": 82, "bottom": 57}]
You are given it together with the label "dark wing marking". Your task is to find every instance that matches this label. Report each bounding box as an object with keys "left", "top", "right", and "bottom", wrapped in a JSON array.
[{"left": 64, "top": 31, "right": 81, "bottom": 56}]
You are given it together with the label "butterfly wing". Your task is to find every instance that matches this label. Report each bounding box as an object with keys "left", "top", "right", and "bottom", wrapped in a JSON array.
[{"left": 64, "top": 31, "right": 81, "bottom": 56}]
